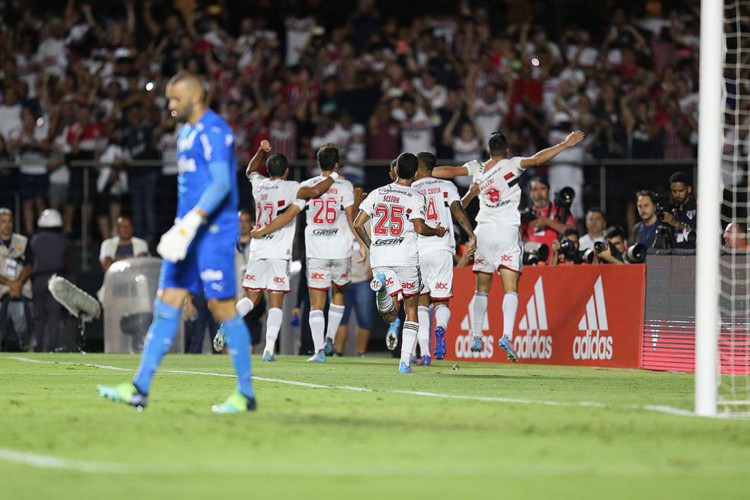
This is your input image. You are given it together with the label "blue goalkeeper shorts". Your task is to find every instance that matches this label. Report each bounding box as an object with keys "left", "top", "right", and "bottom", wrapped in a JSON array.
[{"left": 159, "top": 223, "right": 238, "bottom": 300}]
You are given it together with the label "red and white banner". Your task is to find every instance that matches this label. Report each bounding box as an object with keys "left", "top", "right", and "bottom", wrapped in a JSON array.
[{"left": 444, "top": 265, "right": 646, "bottom": 368}]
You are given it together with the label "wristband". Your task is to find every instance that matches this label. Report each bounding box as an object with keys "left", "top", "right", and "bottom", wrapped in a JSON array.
[{"left": 329, "top": 172, "right": 339, "bottom": 181}]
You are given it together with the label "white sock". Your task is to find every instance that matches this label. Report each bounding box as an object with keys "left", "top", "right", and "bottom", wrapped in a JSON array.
[
  {"left": 434, "top": 303, "right": 451, "bottom": 331},
  {"left": 236, "top": 297, "right": 254, "bottom": 317},
  {"left": 264, "top": 307, "right": 283, "bottom": 354},
  {"left": 472, "top": 292, "right": 488, "bottom": 338},
  {"left": 401, "top": 321, "right": 419, "bottom": 365},
  {"left": 417, "top": 306, "right": 430, "bottom": 357},
  {"left": 502, "top": 292, "right": 519, "bottom": 339},
  {"left": 326, "top": 304, "right": 345, "bottom": 341},
  {"left": 309, "top": 309, "right": 325, "bottom": 353},
  {"left": 376, "top": 286, "right": 395, "bottom": 314}
]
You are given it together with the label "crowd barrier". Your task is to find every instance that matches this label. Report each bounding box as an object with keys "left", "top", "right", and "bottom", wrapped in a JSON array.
[
  {"left": 443, "top": 256, "right": 749, "bottom": 375},
  {"left": 444, "top": 265, "right": 645, "bottom": 368}
]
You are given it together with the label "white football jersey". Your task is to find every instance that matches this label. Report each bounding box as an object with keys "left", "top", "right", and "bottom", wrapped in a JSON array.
[
  {"left": 412, "top": 176, "right": 461, "bottom": 254},
  {"left": 248, "top": 172, "right": 305, "bottom": 260},
  {"left": 359, "top": 182, "right": 426, "bottom": 268},
  {"left": 300, "top": 175, "right": 355, "bottom": 259},
  {"left": 465, "top": 157, "right": 524, "bottom": 225}
]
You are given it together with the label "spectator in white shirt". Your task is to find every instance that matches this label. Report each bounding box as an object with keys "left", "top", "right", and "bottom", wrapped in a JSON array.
[
  {"left": 578, "top": 208, "right": 607, "bottom": 251},
  {"left": 99, "top": 216, "right": 148, "bottom": 274}
]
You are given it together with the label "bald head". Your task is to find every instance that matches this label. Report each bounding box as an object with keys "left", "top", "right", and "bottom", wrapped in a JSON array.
[{"left": 166, "top": 71, "right": 207, "bottom": 123}]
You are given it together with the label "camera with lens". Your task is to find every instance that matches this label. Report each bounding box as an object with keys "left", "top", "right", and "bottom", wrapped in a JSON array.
[
  {"left": 522, "top": 241, "right": 549, "bottom": 265},
  {"left": 520, "top": 207, "right": 537, "bottom": 223},
  {"left": 622, "top": 243, "right": 646, "bottom": 264},
  {"left": 558, "top": 238, "right": 583, "bottom": 264},
  {"left": 554, "top": 186, "right": 575, "bottom": 210},
  {"left": 594, "top": 241, "right": 607, "bottom": 254}
]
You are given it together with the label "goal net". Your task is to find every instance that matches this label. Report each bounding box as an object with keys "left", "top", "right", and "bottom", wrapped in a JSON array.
[{"left": 697, "top": 0, "right": 750, "bottom": 416}]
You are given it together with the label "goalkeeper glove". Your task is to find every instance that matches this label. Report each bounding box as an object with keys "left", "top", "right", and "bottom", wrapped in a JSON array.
[{"left": 157, "top": 210, "right": 204, "bottom": 262}]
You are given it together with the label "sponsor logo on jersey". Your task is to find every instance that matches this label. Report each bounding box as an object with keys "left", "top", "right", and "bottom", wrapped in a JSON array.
[
  {"left": 177, "top": 157, "right": 197, "bottom": 173},
  {"left": 402, "top": 281, "right": 416, "bottom": 290},
  {"left": 515, "top": 277, "right": 553, "bottom": 359},
  {"left": 385, "top": 277, "right": 395, "bottom": 287},
  {"left": 312, "top": 228, "right": 339, "bottom": 236},
  {"left": 310, "top": 272, "right": 325, "bottom": 281},
  {"left": 200, "top": 269, "right": 224, "bottom": 282},
  {"left": 373, "top": 237, "right": 405, "bottom": 246},
  {"left": 273, "top": 276, "right": 287, "bottom": 284},
  {"left": 435, "top": 282, "right": 449, "bottom": 290},
  {"left": 574, "top": 276, "right": 613, "bottom": 360},
  {"left": 501, "top": 254, "right": 513, "bottom": 263},
  {"left": 244, "top": 274, "right": 256, "bottom": 281}
]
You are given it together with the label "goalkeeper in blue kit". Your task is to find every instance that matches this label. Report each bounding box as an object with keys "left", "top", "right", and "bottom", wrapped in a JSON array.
[{"left": 97, "top": 71, "right": 256, "bottom": 413}]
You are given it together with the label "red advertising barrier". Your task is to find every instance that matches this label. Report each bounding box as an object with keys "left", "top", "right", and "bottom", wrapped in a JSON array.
[{"left": 444, "top": 265, "right": 646, "bottom": 368}]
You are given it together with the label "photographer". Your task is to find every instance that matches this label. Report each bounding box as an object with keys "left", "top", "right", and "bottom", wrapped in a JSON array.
[
  {"left": 660, "top": 171, "right": 697, "bottom": 248},
  {"left": 579, "top": 207, "right": 607, "bottom": 251},
  {"left": 550, "top": 229, "right": 583, "bottom": 266},
  {"left": 522, "top": 176, "right": 577, "bottom": 263},
  {"left": 631, "top": 190, "right": 672, "bottom": 249},
  {"left": 594, "top": 226, "right": 628, "bottom": 265}
]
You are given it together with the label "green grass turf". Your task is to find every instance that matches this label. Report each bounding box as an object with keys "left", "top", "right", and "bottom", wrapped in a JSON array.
[{"left": 1, "top": 353, "right": 749, "bottom": 500}]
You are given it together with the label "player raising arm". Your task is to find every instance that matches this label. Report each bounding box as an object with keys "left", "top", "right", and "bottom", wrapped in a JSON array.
[
  {"left": 230, "top": 142, "right": 337, "bottom": 362},
  {"left": 354, "top": 152, "right": 445, "bottom": 374},
  {"left": 434, "top": 131, "right": 584, "bottom": 361}
]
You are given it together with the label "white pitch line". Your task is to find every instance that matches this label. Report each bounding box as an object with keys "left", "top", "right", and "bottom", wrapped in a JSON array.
[
  {"left": 8, "top": 356, "right": 704, "bottom": 417},
  {"left": 0, "top": 448, "right": 130, "bottom": 473}
]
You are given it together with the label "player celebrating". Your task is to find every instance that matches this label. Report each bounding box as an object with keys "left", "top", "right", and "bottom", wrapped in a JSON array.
[
  {"left": 434, "top": 131, "right": 584, "bottom": 361},
  {"left": 237, "top": 142, "right": 336, "bottom": 362},
  {"left": 97, "top": 71, "right": 256, "bottom": 413},
  {"left": 354, "top": 152, "right": 446, "bottom": 373},
  {"left": 412, "top": 152, "right": 476, "bottom": 364},
  {"left": 300, "top": 144, "right": 365, "bottom": 361}
]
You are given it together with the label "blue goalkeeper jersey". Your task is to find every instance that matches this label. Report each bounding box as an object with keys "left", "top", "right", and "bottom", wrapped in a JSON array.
[{"left": 176, "top": 109, "right": 238, "bottom": 228}]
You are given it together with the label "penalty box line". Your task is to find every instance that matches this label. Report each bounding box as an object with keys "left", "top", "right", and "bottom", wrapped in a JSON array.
[{"left": 9, "top": 356, "right": 705, "bottom": 417}]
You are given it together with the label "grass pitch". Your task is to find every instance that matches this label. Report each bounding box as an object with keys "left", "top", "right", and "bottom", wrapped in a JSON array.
[{"left": 1, "top": 353, "right": 748, "bottom": 499}]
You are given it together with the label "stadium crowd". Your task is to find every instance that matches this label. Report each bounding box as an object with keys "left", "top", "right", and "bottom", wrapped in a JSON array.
[{"left": 0, "top": 0, "right": 737, "bottom": 354}]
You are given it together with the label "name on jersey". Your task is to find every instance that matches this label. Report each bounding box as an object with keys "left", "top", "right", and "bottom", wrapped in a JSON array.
[
  {"left": 373, "top": 237, "right": 404, "bottom": 246},
  {"left": 425, "top": 187, "right": 442, "bottom": 195},
  {"left": 383, "top": 195, "right": 401, "bottom": 203},
  {"left": 312, "top": 228, "right": 339, "bottom": 236}
]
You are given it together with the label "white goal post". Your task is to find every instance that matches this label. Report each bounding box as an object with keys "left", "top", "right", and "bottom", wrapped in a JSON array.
[{"left": 695, "top": 0, "right": 724, "bottom": 416}]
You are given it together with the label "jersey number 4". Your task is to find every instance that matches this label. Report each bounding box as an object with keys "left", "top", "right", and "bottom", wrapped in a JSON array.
[
  {"left": 311, "top": 198, "right": 338, "bottom": 224},
  {"left": 425, "top": 197, "right": 439, "bottom": 223},
  {"left": 373, "top": 204, "right": 404, "bottom": 236}
]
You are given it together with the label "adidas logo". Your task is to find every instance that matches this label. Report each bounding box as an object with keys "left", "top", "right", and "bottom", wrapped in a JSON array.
[
  {"left": 458, "top": 297, "right": 494, "bottom": 359},
  {"left": 515, "top": 277, "right": 553, "bottom": 359},
  {"left": 574, "top": 276, "right": 613, "bottom": 360}
]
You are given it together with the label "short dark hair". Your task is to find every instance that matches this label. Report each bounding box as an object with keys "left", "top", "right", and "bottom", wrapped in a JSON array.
[
  {"left": 267, "top": 154, "right": 289, "bottom": 177},
  {"left": 669, "top": 171, "right": 692, "bottom": 187},
  {"left": 559, "top": 228, "right": 579, "bottom": 241},
  {"left": 636, "top": 190, "right": 658, "bottom": 204},
  {"left": 529, "top": 176, "right": 550, "bottom": 189},
  {"left": 390, "top": 159, "right": 398, "bottom": 172},
  {"left": 488, "top": 133, "right": 508, "bottom": 156},
  {"left": 605, "top": 225, "right": 627, "bottom": 241},
  {"left": 586, "top": 207, "right": 606, "bottom": 218},
  {"left": 396, "top": 152, "right": 418, "bottom": 179},
  {"left": 167, "top": 70, "right": 207, "bottom": 101},
  {"left": 316, "top": 143, "right": 339, "bottom": 171},
  {"left": 416, "top": 152, "right": 436, "bottom": 171}
]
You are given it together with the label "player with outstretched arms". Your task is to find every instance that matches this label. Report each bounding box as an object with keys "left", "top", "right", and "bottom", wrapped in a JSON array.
[
  {"left": 434, "top": 131, "right": 584, "bottom": 361},
  {"left": 233, "top": 141, "right": 337, "bottom": 362},
  {"left": 412, "top": 152, "right": 476, "bottom": 364},
  {"left": 354, "top": 152, "right": 446, "bottom": 373},
  {"left": 97, "top": 71, "right": 257, "bottom": 413}
]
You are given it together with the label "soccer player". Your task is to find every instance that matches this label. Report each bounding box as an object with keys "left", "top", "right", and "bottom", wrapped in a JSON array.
[
  {"left": 97, "top": 71, "right": 256, "bottom": 413},
  {"left": 299, "top": 144, "right": 366, "bottom": 361},
  {"left": 354, "top": 152, "right": 446, "bottom": 373},
  {"left": 237, "top": 142, "right": 337, "bottom": 362},
  {"left": 412, "top": 152, "right": 476, "bottom": 364},
  {"left": 434, "top": 131, "right": 584, "bottom": 361}
]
